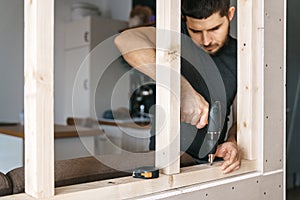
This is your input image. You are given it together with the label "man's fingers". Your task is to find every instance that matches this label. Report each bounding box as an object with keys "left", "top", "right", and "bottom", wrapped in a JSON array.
[
  {"left": 223, "top": 152, "right": 231, "bottom": 161},
  {"left": 214, "top": 142, "right": 241, "bottom": 174},
  {"left": 190, "top": 113, "right": 201, "bottom": 125},
  {"left": 221, "top": 151, "right": 241, "bottom": 174},
  {"left": 196, "top": 112, "right": 209, "bottom": 129},
  {"left": 229, "top": 149, "right": 238, "bottom": 163},
  {"left": 221, "top": 153, "right": 237, "bottom": 170},
  {"left": 223, "top": 161, "right": 240, "bottom": 174},
  {"left": 215, "top": 144, "right": 227, "bottom": 157}
]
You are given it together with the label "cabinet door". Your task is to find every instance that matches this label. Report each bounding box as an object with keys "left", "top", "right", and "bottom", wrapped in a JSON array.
[
  {"left": 120, "top": 127, "right": 151, "bottom": 152},
  {"left": 95, "top": 125, "right": 122, "bottom": 155},
  {"left": 55, "top": 137, "right": 94, "bottom": 160},
  {"left": 65, "top": 17, "right": 91, "bottom": 50},
  {"left": 0, "top": 134, "right": 23, "bottom": 173},
  {"left": 65, "top": 47, "right": 90, "bottom": 119}
]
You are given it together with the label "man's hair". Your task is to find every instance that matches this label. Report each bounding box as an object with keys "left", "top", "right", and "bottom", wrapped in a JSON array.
[{"left": 181, "top": 0, "right": 230, "bottom": 19}]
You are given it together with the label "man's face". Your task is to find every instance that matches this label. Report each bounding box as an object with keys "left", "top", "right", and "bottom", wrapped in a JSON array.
[{"left": 185, "top": 7, "right": 235, "bottom": 55}]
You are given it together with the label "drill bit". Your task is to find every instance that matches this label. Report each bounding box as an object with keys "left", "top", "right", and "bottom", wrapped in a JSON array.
[{"left": 208, "top": 154, "right": 214, "bottom": 165}]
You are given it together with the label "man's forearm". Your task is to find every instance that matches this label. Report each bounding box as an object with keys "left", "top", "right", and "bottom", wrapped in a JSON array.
[
  {"left": 227, "top": 122, "right": 237, "bottom": 144},
  {"left": 115, "top": 26, "right": 210, "bottom": 128}
]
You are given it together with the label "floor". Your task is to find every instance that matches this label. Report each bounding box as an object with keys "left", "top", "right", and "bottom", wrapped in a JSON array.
[{"left": 287, "top": 186, "right": 300, "bottom": 200}]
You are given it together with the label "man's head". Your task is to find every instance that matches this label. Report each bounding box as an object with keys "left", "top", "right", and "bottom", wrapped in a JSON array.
[{"left": 182, "top": 0, "right": 235, "bottom": 54}]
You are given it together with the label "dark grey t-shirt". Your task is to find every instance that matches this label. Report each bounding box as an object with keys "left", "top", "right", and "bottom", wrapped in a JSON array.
[
  {"left": 180, "top": 22, "right": 237, "bottom": 161},
  {"left": 150, "top": 22, "right": 237, "bottom": 162}
]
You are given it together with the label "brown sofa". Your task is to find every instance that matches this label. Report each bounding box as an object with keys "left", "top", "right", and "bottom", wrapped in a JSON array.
[
  {"left": 0, "top": 172, "right": 12, "bottom": 196},
  {"left": 0, "top": 152, "right": 196, "bottom": 196}
]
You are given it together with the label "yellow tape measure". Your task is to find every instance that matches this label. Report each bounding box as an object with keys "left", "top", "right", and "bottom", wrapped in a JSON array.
[{"left": 132, "top": 166, "right": 159, "bottom": 179}]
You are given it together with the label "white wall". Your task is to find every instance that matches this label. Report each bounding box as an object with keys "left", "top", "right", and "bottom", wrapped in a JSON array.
[
  {"left": 54, "top": 0, "right": 131, "bottom": 124},
  {"left": 0, "top": 0, "right": 24, "bottom": 173},
  {"left": 0, "top": 0, "right": 131, "bottom": 124},
  {"left": 0, "top": 0, "right": 23, "bottom": 122},
  {"left": 107, "top": 0, "right": 132, "bottom": 21}
]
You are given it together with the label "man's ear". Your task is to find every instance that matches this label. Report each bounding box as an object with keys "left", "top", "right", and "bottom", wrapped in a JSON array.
[{"left": 228, "top": 6, "right": 236, "bottom": 22}]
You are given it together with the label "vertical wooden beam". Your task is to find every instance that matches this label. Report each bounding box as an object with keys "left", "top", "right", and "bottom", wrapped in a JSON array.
[
  {"left": 155, "top": 0, "right": 181, "bottom": 174},
  {"left": 24, "top": 0, "right": 55, "bottom": 198},
  {"left": 237, "top": 0, "right": 264, "bottom": 162}
]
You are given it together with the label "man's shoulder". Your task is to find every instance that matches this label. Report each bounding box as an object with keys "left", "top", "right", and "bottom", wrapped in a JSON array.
[
  {"left": 227, "top": 36, "right": 237, "bottom": 49},
  {"left": 220, "top": 35, "right": 237, "bottom": 57}
]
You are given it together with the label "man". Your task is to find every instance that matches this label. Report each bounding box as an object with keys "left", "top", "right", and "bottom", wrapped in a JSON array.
[{"left": 115, "top": 0, "right": 240, "bottom": 174}]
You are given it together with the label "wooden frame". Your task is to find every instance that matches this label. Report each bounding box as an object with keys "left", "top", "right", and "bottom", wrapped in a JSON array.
[
  {"left": 0, "top": 0, "right": 285, "bottom": 199},
  {"left": 24, "top": 0, "right": 54, "bottom": 198},
  {"left": 155, "top": 0, "right": 181, "bottom": 175},
  {"left": 237, "top": 0, "right": 264, "bottom": 162}
]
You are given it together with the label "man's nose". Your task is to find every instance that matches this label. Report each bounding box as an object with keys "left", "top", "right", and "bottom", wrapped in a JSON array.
[{"left": 202, "top": 31, "right": 212, "bottom": 46}]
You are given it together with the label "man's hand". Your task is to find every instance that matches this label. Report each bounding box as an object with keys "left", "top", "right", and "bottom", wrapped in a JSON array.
[
  {"left": 214, "top": 141, "right": 241, "bottom": 174},
  {"left": 180, "top": 78, "right": 209, "bottom": 129}
]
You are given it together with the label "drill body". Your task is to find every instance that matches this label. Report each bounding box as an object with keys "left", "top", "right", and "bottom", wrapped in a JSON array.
[{"left": 204, "top": 101, "right": 222, "bottom": 165}]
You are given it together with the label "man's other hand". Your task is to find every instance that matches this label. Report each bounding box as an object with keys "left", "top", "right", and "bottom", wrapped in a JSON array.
[{"left": 214, "top": 141, "right": 241, "bottom": 174}]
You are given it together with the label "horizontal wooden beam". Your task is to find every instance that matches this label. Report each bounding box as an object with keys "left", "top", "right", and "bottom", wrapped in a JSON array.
[{"left": 53, "top": 160, "right": 256, "bottom": 200}]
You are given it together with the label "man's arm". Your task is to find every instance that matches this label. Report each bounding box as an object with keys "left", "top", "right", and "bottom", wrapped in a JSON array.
[
  {"left": 115, "top": 27, "right": 157, "bottom": 80},
  {"left": 115, "top": 27, "right": 209, "bottom": 128}
]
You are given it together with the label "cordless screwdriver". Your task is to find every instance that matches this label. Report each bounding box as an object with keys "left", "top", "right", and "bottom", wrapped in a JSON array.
[{"left": 204, "top": 101, "right": 222, "bottom": 165}]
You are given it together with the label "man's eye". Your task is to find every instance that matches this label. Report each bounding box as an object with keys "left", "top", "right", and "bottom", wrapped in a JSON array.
[
  {"left": 209, "top": 26, "right": 221, "bottom": 31},
  {"left": 210, "top": 27, "right": 219, "bottom": 31},
  {"left": 191, "top": 30, "right": 202, "bottom": 34}
]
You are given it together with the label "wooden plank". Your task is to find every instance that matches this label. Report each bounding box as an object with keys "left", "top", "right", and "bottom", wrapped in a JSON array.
[
  {"left": 251, "top": 0, "right": 265, "bottom": 169},
  {"left": 24, "top": 0, "right": 55, "bottom": 198},
  {"left": 237, "top": 0, "right": 264, "bottom": 161},
  {"left": 67, "top": 117, "right": 151, "bottom": 129},
  {"left": 53, "top": 160, "right": 256, "bottom": 200},
  {"left": 0, "top": 194, "right": 35, "bottom": 200},
  {"left": 0, "top": 160, "right": 256, "bottom": 200},
  {"left": 0, "top": 125, "right": 104, "bottom": 139},
  {"left": 155, "top": 0, "right": 181, "bottom": 175},
  {"left": 0, "top": 125, "right": 24, "bottom": 138},
  {"left": 237, "top": 0, "right": 253, "bottom": 160}
]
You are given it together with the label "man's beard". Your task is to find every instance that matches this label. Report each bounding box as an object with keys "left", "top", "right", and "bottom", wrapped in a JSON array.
[{"left": 206, "top": 27, "right": 230, "bottom": 55}]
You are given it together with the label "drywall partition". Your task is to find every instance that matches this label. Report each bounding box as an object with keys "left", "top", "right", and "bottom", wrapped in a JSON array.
[
  {"left": 0, "top": 0, "right": 285, "bottom": 199},
  {"left": 264, "top": 0, "right": 286, "bottom": 173},
  {"left": 152, "top": 0, "right": 286, "bottom": 198}
]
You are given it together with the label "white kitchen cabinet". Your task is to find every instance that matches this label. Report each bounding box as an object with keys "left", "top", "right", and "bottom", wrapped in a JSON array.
[
  {"left": 54, "top": 136, "right": 95, "bottom": 161},
  {"left": 120, "top": 126, "right": 151, "bottom": 152},
  {"left": 0, "top": 134, "right": 23, "bottom": 173},
  {"left": 0, "top": 133, "right": 98, "bottom": 173},
  {"left": 63, "top": 16, "right": 129, "bottom": 123},
  {"left": 98, "top": 124, "right": 151, "bottom": 153}
]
